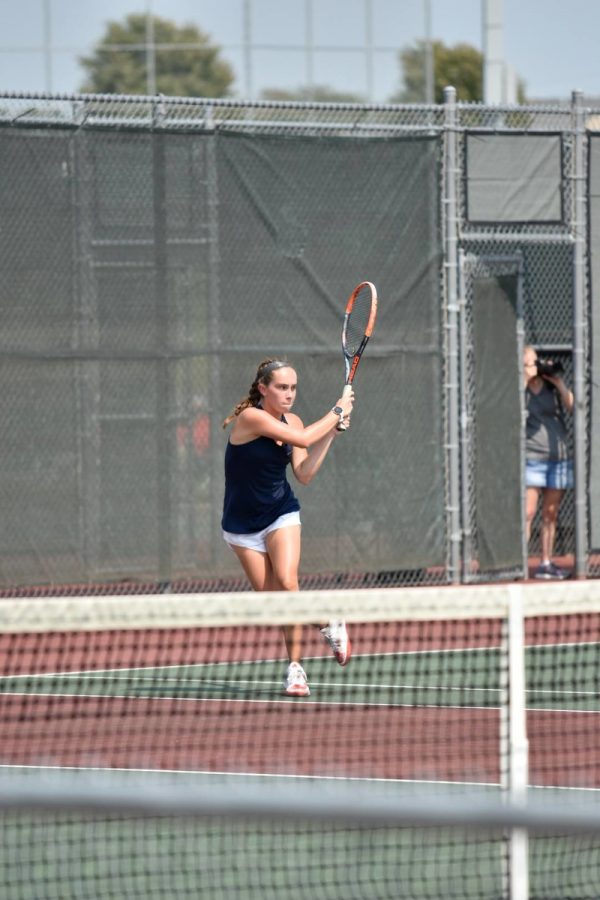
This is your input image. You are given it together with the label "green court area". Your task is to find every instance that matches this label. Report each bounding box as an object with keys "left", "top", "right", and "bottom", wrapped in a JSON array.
[
  {"left": 1, "top": 791, "right": 599, "bottom": 900},
  {"left": 1, "top": 642, "right": 599, "bottom": 711},
  {"left": 0, "top": 814, "right": 511, "bottom": 899}
]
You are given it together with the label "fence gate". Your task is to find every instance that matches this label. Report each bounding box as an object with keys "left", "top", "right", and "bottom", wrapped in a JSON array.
[{"left": 459, "top": 254, "right": 525, "bottom": 582}]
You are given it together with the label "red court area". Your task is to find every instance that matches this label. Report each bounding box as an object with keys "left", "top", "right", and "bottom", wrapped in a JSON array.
[
  {"left": 0, "top": 619, "right": 505, "bottom": 674},
  {"left": 0, "top": 616, "right": 598, "bottom": 789},
  {"left": 0, "top": 697, "right": 500, "bottom": 782}
]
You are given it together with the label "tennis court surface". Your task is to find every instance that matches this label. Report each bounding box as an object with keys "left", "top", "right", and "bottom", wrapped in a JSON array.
[{"left": 1, "top": 582, "right": 600, "bottom": 898}]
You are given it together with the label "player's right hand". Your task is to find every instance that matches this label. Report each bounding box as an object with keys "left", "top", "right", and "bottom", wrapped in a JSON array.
[{"left": 337, "top": 390, "right": 354, "bottom": 417}]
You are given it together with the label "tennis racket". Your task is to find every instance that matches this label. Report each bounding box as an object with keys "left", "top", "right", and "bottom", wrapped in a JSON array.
[{"left": 337, "top": 281, "right": 378, "bottom": 431}]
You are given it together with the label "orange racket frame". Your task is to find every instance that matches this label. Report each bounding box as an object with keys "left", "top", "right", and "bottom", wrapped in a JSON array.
[{"left": 338, "top": 281, "right": 378, "bottom": 429}]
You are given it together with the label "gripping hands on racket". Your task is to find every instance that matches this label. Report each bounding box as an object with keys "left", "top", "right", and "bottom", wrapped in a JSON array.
[
  {"left": 331, "top": 386, "right": 354, "bottom": 432},
  {"left": 337, "top": 281, "right": 378, "bottom": 431}
]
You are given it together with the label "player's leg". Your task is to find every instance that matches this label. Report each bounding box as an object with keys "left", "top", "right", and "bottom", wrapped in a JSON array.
[
  {"left": 228, "top": 544, "right": 272, "bottom": 591},
  {"left": 540, "top": 488, "right": 561, "bottom": 559},
  {"left": 228, "top": 539, "right": 307, "bottom": 695},
  {"left": 265, "top": 524, "right": 302, "bottom": 659},
  {"left": 533, "top": 487, "right": 568, "bottom": 579},
  {"left": 264, "top": 524, "right": 310, "bottom": 696},
  {"left": 525, "top": 486, "right": 541, "bottom": 542},
  {"left": 266, "top": 524, "right": 351, "bottom": 667},
  {"left": 265, "top": 524, "right": 301, "bottom": 591}
]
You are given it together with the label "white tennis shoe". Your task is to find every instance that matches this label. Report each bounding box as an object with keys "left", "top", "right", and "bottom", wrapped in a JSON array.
[
  {"left": 320, "top": 621, "right": 351, "bottom": 667},
  {"left": 284, "top": 661, "right": 310, "bottom": 697}
]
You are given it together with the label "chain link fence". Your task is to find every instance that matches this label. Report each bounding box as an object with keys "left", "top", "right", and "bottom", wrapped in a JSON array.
[{"left": 0, "top": 91, "right": 596, "bottom": 591}]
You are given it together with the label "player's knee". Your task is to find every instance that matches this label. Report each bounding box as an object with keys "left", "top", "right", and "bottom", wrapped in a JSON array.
[
  {"left": 542, "top": 500, "right": 560, "bottom": 520},
  {"left": 275, "top": 574, "right": 299, "bottom": 592}
]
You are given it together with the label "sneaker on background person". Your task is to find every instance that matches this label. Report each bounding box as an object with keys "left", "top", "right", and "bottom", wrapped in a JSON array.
[
  {"left": 534, "top": 560, "right": 570, "bottom": 580},
  {"left": 320, "top": 621, "right": 352, "bottom": 667},
  {"left": 283, "top": 661, "right": 310, "bottom": 697}
]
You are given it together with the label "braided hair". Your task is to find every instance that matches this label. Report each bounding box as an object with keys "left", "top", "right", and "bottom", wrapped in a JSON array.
[{"left": 221, "top": 358, "right": 290, "bottom": 428}]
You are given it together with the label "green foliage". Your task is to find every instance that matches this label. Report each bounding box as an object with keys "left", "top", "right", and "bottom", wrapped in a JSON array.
[
  {"left": 391, "top": 40, "right": 483, "bottom": 103},
  {"left": 260, "top": 85, "right": 364, "bottom": 104},
  {"left": 390, "top": 39, "right": 527, "bottom": 105},
  {"left": 79, "top": 14, "right": 235, "bottom": 97}
]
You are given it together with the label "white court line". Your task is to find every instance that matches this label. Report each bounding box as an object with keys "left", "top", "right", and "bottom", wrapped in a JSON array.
[
  {"left": 1, "top": 688, "right": 599, "bottom": 715},
  {"left": 2, "top": 670, "right": 600, "bottom": 703},
  {"left": 0, "top": 690, "right": 501, "bottom": 710},
  {"left": 1, "top": 673, "right": 505, "bottom": 692},
  {"left": 0, "top": 763, "right": 598, "bottom": 795},
  {"left": 0, "top": 762, "right": 501, "bottom": 787},
  {"left": 11, "top": 672, "right": 600, "bottom": 699}
]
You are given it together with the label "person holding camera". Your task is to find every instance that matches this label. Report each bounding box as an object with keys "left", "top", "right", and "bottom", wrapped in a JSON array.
[{"left": 524, "top": 345, "right": 574, "bottom": 579}]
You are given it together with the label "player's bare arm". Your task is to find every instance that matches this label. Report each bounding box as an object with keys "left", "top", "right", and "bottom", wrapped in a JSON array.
[{"left": 233, "top": 398, "right": 352, "bottom": 448}]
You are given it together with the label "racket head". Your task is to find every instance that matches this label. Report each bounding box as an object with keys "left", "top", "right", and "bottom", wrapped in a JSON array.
[{"left": 341, "top": 281, "right": 378, "bottom": 384}]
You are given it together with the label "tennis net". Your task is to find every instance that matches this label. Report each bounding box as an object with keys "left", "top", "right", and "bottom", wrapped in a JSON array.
[{"left": 0, "top": 581, "right": 600, "bottom": 899}]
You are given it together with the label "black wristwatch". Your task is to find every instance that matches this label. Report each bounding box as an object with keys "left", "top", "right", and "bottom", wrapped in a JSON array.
[{"left": 332, "top": 405, "right": 344, "bottom": 426}]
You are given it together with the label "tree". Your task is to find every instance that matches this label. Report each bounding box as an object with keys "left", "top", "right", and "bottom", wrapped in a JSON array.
[
  {"left": 79, "top": 14, "right": 235, "bottom": 97},
  {"left": 390, "top": 40, "right": 482, "bottom": 103},
  {"left": 390, "top": 40, "right": 526, "bottom": 105},
  {"left": 260, "top": 86, "right": 364, "bottom": 104}
]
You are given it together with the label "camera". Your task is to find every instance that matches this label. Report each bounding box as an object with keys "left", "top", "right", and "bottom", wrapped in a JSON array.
[{"left": 536, "top": 359, "right": 564, "bottom": 377}]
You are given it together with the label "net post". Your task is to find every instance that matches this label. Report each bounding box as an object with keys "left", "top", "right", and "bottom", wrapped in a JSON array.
[{"left": 502, "top": 584, "right": 529, "bottom": 900}]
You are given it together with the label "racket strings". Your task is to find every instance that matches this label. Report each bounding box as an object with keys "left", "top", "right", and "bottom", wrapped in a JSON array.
[{"left": 344, "top": 287, "right": 373, "bottom": 356}]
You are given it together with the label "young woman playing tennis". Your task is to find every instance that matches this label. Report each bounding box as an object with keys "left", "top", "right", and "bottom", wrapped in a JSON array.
[{"left": 221, "top": 358, "right": 354, "bottom": 697}]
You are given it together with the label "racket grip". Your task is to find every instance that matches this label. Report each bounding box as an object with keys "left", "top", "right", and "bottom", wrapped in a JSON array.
[{"left": 336, "top": 384, "right": 353, "bottom": 432}]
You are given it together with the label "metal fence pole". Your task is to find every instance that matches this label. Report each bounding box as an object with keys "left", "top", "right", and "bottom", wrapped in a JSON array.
[
  {"left": 443, "top": 86, "right": 461, "bottom": 583},
  {"left": 517, "top": 259, "right": 528, "bottom": 579},
  {"left": 571, "top": 89, "right": 588, "bottom": 578},
  {"left": 457, "top": 250, "right": 471, "bottom": 581},
  {"left": 152, "top": 109, "right": 173, "bottom": 582},
  {"left": 205, "top": 108, "right": 225, "bottom": 571}
]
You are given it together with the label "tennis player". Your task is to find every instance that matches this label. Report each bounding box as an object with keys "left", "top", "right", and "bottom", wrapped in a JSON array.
[{"left": 221, "top": 358, "right": 354, "bottom": 697}]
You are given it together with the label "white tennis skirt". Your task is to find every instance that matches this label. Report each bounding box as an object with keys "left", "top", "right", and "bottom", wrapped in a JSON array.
[{"left": 223, "top": 510, "right": 301, "bottom": 553}]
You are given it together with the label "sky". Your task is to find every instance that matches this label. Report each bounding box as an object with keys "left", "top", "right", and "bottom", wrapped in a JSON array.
[{"left": 0, "top": 0, "right": 598, "bottom": 103}]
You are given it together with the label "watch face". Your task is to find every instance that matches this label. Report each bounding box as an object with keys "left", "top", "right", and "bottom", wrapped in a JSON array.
[{"left": 333, "top": 406, "right": 343, "bottom": 415}]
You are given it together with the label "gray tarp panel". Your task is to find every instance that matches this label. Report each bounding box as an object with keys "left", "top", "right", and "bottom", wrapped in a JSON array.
[
  {"left": 0, "top": 127, "right": 444, "bottom": 585},
  {"left": 466, "top": 133, "right": 563, "bottom": 223},
  {"left": 215, "top": 132, "right": 445, "bottom": 574},
  {"left": 472, "top": 274, "right": 522, "bottom": 571}
]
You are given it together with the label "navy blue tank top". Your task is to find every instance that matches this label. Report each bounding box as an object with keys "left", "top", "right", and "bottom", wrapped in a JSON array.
[{"left": 221, "top": 421, "right": 300, "bottom": 534}]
